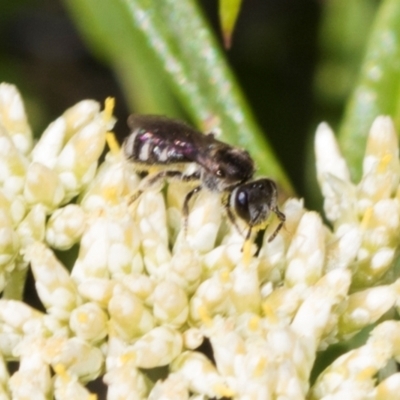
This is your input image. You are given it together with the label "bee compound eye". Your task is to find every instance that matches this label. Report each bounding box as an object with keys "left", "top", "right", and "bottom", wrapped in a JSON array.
[
  {"left": 234, "top": 188, "right": 250, "bottom": 222},
  {"left": 216, "top": 169, "right": 224, "bottom": 177},
  {"left": 237, "top": 190, "right": 247, "bottom": 206}
]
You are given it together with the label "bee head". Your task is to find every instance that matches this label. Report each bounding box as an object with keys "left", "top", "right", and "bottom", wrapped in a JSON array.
[{"left": 231, "top": 178, "right": 278, "bottom": 228}]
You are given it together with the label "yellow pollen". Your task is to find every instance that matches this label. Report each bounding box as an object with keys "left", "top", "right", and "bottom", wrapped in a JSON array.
[
  {"left": 220, "top": 269, "right": 230, "bottom": 283},
  {"left": 262, "top": 302, "right": 278, "bottom": 323},
  {"left": 54, "top": 364, "right": 69, "bottom": 382},
  {"left": 198, "top": 305, "right": 213, "bottom": 327},
  {"left": 254, "top": 356, "right": 267, "bottom": 377},
  {"left": 242, "top": 238, "right": 252, "bottom": 266},
  {"left": 357, "top": 366, "right": 375, "bottom": 380},
  {"left": 106, "top": 131, "right": 120, "bottom": 155},
  {"left": 78, "top": 311, "right": 88, "bottom": 323},
  {"left": 103, "top": 97, "right": 115, "bottom": 122},
  {"left": 214, "top": 383, "right": 235, "bottom": 398},
  {"left": 102, "top": 186, "right": 119, "bottom": 203},
  {"left": 148, "top": 166, "right": 159, "bottom": 175},
  {"left": 120, "top": 351, "right": 136, "bottom": 364},
  {"left": 378, "top": 153, "right": 392, "bottom": 173},
  {"left": 248, "top": 315, "right": 260, "bottom": 331},
  {"left": 89, "top": 395, "right": 98, "bottom": 400},
  {"left": 361, "top": 207, "right": 373, "bottom": 229}
]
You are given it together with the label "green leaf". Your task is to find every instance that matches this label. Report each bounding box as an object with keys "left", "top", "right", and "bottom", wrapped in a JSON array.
[
  {"left": 64, "top": 0, "right": 293, "bottom": 193},
  {"left": 338, "top": 0, "right": 400, "bottom": 181},
  {"left": 219, "top": 0, "right": 243, "bottom": 49}
]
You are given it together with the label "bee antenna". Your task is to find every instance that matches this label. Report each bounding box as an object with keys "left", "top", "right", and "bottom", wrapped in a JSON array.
[{"left": 267, "top": 206, "right": 286, "bottom": 242}]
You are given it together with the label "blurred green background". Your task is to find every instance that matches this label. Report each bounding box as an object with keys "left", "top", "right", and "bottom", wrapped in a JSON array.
[{"left": 0, "top": 0, "right": 383, "bottom": 209}]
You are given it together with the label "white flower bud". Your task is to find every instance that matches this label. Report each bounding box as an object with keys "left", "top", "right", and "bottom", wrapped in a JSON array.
[
  {"left": 26, "top": 242, "right": 80, "bottom": 321},
  {"left": 315, "top": 122, "right": 351, "bottom": 184},
  {"left": 285, "top": 212, "right": 326, "bottom": 288},
  {"left": 182, "top": 328, "right": 204, "bottom": 350},
  {"left": 9, "top": 337, "right": 52, "bottom": 399},
  {"left": 183, "top": 191, "right": 221, "bottom": 253},
  {"left": 55, "top": 115, "right": 108, "bottom": 198},
  {"left": 131, "top": 326, "right": 183, "bottom": 368},
  {"left": 0, "top": 300, "right": 44, "bottom": 335},
  {"left": 0, "top": 124, "right": 28, "bottom": 198},
  {"left": 42, "top": 337, "right": 103, "bottom": 382},
  {"left": 0, "top": 354, "right": 9, "bottom": 389},
  {"left": 104, "top": 359, "right": 148, "bottom": 400},
  {"left": 230, "top": 260, "right": 261, "bottom": 314},
  {"left": 16, "top": 204, "right": 46, "bottom": 248},
  {"left": 135, "top": 192, "right": 171, "bottom": 277},
  {"left": 69, "top": 302, "right": 108, "bottom": 343},
  {"left": 108, "top": 285, "right": 154, "bottom": 341},
  {"left": 0, "top": 205, "right": 19, "bottom": 271},
  {"left": 361, "top": 116, "right": 400, "bottom": 200},
  {"left": 262, "top": 286, "right": 301, "bottom": 324},
  {"left": 46, "top": 204, "right": 86, "bottom": 250},
  {"left": 189, "top": 272, "right": 231, "bottom": 324},
  {"left": 80, "top": 154, "right": 139, "bottom": 211},
  {"left": 148, "top": 372, "right": 189, "bottom": 400},
  {"left": 53, "top": 364, "right": 95, "bottom": 400},
  {"left": 373, "top": 372, "right": 400, "bottom": 399},
  {"left": 170, "top": 243, "right": 202, "bottom": 293},
  {"left": 0, "top": 83, "right": 32, "bottom": 155},
  {"left": 153, "top": 281, "right": 189, "bottom": 328},
  {"left": 206, "top": 316, "right": 245, "bottom": 377},
  {"left": 326, "top": 223, "right": 362, "bottom": 271},
  {"left": 120, "top": 273, "right": 155, "bottom": 306},
  {"left": 72, "top": 209, "right": 142, "bottom": 284},
  {"left": 77, "top": 278, "right": 115, "bottom": 307},
  {"left": 291, "top": 269, "right": 351, "bottom": 350},
  {"left": 311, "top": 321, "right": 400, "bottom": 398},
  {"left": 23, "top": 162, "right": 65, "bottom": 210},
  {"left": 259, "top": 198, "right": 305, "bottom": 282},
  {"left": 171, "top": 351, "right": 232, "bottom": 399},
  {"left": 338, "top": 282, "right": 399, "bottom": 339},
  {"left": 31, "top": 100, "right": 100, "bottom": 169}
]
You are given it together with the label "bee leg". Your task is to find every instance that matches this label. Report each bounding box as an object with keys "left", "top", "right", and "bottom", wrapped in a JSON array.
[
  {"left": 128, "top": 189, "right": 143, "bottom": 205},
  {"left": 267, "top": 206, "right": 286, "bottom": 242},
  {"left": 182, "top": 185, "right": 202, "bottom": 235},
  {"left": 129, "top": 170, "right": 184, "bottom": 205}
]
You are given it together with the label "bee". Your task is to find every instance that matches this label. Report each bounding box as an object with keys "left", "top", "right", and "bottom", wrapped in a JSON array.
[{"left": 123, "top": 114, "right": 285, "bottom": 243}]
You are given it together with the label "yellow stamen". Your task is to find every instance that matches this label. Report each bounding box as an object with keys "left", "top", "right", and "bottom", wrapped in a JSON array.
[
  {"left": 77, "top": 311, "right": 88, "bottom": 323},
  {"left": 242, "top": 238, "right": 252, "bottom": 266},
  {"left": 262, "top": 302, "right": 278, "bottom": 324},
  {"left": 254, "top": 356, "right": 267, "bottom": 377},
  {"left": 106, "top": 131, "right": 120, "bottom": 155},
  {"left": 220, "top": 269, "right": 230, "bottom": 283},
  {"left": 54, "top": 364, "right": 69, "bottom": 382},
  {"left": 103, "top": 97, "right": 115, "bottom": 122},
  {"left": 248, "top": 315, "right": 260, "bottom": 331},
  {"left": 378, "top": 153, "right": 392, "bottom": 173},
  {"left": 361, "top": 207, "right": 373, "bottom": 230},
  {"left": 214, "top": 383, "right": 235, "bottom": 398},
  {"left": 102, "top": 186, "right": 119, "bottom": 203},
  {"left": 357, "top": 366, "right": 376, "bottom": 380},
  {"left": 120, "top": 351, "right": 136, "bottom": 364},
  {"left": 198, "top": 305, "right": 213, "bottom": 327}
]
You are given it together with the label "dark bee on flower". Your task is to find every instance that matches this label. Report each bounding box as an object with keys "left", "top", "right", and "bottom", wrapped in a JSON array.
[{"left": 123, "top": 114, "right": 285, "bottom": 242}]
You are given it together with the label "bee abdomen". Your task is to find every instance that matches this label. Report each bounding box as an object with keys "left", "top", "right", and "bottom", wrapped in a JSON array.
[{"left": 123, "top": 129, "right": 187, "bottom": 165}]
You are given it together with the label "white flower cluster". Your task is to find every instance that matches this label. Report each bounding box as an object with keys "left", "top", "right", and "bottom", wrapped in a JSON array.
[{"left": 0, "top": 83, "right": 399, "bottom": 399}]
